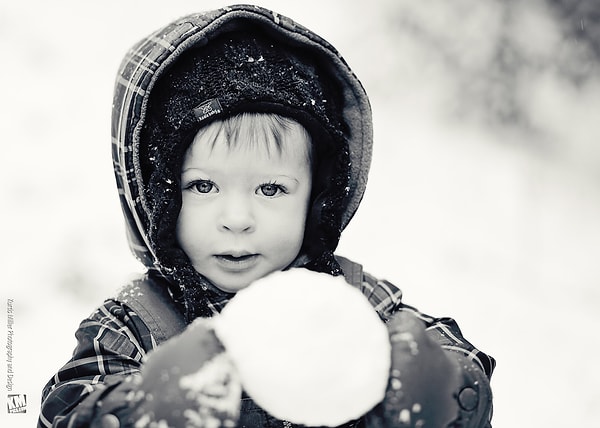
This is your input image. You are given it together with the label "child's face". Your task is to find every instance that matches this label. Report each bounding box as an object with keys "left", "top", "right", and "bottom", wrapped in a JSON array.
[{"left": 176, "top": 120, "right": 312, "bottom": 293}]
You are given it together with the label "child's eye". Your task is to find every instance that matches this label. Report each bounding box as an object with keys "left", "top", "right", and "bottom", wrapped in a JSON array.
[
  {"left": 257, "top": 183, "right": 286, "bottom": 197},
  {"left": 187, "top": 180, "right": 218, "bottom": 194}
]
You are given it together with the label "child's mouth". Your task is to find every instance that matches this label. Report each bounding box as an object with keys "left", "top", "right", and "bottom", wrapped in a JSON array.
[{"left": 214, "top": 253, "right": 260, "bottom": 271}]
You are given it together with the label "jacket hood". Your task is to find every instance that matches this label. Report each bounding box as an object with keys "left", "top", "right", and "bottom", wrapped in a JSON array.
[{"left": 111, "top": 4, "right": 373, "bottom": 318}]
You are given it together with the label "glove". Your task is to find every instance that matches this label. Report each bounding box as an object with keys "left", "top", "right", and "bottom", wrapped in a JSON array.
[
  {"left": 131, "top": 319, "right": 242, "bottom": 428},
  {"left": 365, "top": 311, "right": 462, "bottom": 428}
]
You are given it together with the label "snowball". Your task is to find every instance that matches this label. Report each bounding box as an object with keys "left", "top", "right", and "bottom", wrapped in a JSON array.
[{"left": 212, "top": 268, "right": 391, "bottom": 426}]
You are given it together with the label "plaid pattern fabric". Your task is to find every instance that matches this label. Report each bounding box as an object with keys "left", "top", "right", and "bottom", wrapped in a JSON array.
[
  {"left": 38, "top": 271, "right": 495, "bottom": 427},
  {"left": 38, "top": 301, "right": 148, "bottom": 427},
  {"left": 360, "top": 271, "right": 495, "bottom": 377}
]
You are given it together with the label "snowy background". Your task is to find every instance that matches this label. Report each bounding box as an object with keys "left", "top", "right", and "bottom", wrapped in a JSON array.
[{"left": 1, "top": 0, "right": 599, "bottom": 426}]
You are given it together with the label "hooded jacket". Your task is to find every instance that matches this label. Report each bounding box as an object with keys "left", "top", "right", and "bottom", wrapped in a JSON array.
[
  {"left": 111, "top": 4, "right": 373, "bottom": 320},
  {"left": 39, "top": 5, "right": 495, "bottom": 428}
]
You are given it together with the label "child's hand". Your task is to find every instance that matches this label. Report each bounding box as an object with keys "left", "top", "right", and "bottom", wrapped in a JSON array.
[
  {"left": 133, "top": 319, "right": 242, "bottom": 428},
  {"left": 366, "top": 311, "right": 462, "bottom": 428}
]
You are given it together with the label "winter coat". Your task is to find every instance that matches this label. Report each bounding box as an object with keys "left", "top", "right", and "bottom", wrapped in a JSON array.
[{"left": 38, "top": 4, "right": 495, "bottom": 427}]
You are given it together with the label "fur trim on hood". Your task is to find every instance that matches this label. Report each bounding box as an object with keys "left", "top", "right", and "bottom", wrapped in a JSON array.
[{"left": 111, "top": 4, "right": 373, "bottom": 319}]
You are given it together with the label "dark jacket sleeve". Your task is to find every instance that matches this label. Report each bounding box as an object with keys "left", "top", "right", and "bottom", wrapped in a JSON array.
[
  {"left": 37, "top": 300, "right": 154, "bottom": 428},
  {"left": 405, "top": 307, "right": 495, "bottom": 427},
  {"left": 360, "top": 271, "right": 495, "bottom": 427}
]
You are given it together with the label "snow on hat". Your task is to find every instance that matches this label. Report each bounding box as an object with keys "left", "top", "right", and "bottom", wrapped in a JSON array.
[
  {"left": 138, "top": 29, "right": 351, "bottom": 312},
  {"left": 144, "top": 30, "right": 346, "bottom": 145}
]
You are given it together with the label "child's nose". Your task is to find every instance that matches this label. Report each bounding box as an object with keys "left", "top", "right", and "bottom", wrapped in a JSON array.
[{"left": 219, "top": 196, "right": 255, "bottom": 233}]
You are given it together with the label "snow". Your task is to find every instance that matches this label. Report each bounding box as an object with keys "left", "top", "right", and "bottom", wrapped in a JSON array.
[
  {"left": 1, "top": 1, "right": 600, "bottom": 427},
  {"left": 178, "top": 352, "right": 242, "bottom": 428},
  {"left": 213, "top": 269, "right": 390, "bottom": 426}
]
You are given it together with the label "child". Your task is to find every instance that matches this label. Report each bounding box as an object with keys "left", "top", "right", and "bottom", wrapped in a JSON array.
[{"left": 38, "top": 4, "right": 495, "bottom": 428}]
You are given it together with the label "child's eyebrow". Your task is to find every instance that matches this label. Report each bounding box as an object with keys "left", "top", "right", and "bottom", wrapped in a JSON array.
[
  {"left": 180, "top": 168, "right": 213, "bottom": 177},
  {"left": 273, "top": 175, "right": 301, "bottom": 183},
  {"left": 181, "top": 167, "right": 205, "bottom": 173}
]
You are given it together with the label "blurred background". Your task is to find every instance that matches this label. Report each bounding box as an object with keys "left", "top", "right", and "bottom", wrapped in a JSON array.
[{"left": 1, "top": 0, "right": 599, "bottom": 426}]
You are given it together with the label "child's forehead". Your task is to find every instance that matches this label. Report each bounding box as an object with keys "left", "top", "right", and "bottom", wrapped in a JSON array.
[
  {"left": 189, "top": 133, "right": 306, "bottom": 161},
  {"left": 187, "top": 114, "right": 312, "bottom": 162},
  {"left": 183, "top": 121, "right": 312, "bottom": 178}
]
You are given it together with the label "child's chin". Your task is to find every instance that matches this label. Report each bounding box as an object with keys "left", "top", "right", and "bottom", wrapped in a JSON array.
[
  {"left": 196, "top": 266, "right": 257, "bottom": 294},
  {"left": 210, "top": 274, "right": 258, "bottom": 294},
  {"left": 209, "top": 267, "right": 286, "bottom": 294},
  {"left": 211, "top": 279, "right": 252, "bottom": 294}
]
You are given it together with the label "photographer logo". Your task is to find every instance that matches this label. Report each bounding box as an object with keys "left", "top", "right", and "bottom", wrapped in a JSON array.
[{"left": 7, "top": 394, "right": 27, "bottom": 414}]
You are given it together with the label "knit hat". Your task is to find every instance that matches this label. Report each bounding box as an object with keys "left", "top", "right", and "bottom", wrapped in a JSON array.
[
  {"left": 144, "top": 30, "right": 346, "bottom": 146},
  {"left": 139, "top": 29, "right": 351, "bottom": 317}
]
